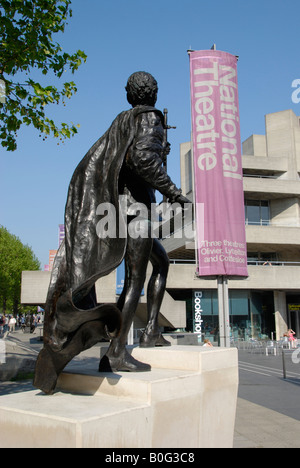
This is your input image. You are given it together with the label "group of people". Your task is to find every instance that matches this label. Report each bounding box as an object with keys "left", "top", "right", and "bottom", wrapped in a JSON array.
[
  {"left": 0, "top": 313, "right": 41, "bottom": 338},
  {"left": 0, "top": 315, "right": 16, "bottom": 337}
]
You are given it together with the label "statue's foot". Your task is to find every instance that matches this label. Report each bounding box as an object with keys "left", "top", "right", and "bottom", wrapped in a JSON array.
[
  {"left": 139, "top": 331, "right": 171, "bottom": 348},
  {"left": 99, "top": 349, "right": 151, "bottom": 373}
]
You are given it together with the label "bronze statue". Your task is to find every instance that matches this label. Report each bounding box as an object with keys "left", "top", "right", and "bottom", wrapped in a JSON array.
[{"left": 34, "top": 72, "right": 190, "bottom": 394}]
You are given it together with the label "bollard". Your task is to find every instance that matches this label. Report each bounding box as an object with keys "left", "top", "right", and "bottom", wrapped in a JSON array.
[{"left": 282, "top": 350, "right": 287, "bottom": 380}]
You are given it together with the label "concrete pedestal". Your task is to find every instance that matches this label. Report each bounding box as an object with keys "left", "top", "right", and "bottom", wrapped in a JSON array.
[
  {"left": 161, "top": 332, "right": 199, "bottom": 345},
  {"left": 0, "top": 346, "right": 238, "bottom": 448}
]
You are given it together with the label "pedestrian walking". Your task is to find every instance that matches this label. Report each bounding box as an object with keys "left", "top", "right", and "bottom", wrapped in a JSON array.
[
  {"left": 9, "top": 316, "right": 16, "bottom": 333},
  {"left": 0, "top": 316, "right": 4, "bottom": 337},
  {"left": 3, "top": 315, "right": 8, "bottom": 333},
  {"left": 287, "top": 329, "right": 297, "bottom": 348}
]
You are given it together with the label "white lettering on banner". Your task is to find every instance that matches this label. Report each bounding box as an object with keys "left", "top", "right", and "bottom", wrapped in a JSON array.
[
  {"left": 192, "top": 61, "right": 242, "bottom": 180},
  {"left": 194, "top": 291, "right": 203, "bottom": 336},
  {"left": 199, "top": 239, "right": 247, "bottom": 265},
  {"left": 219, "top": 65, "right": 237, "bottom": 88},
  {"left": 220, "top": 65, "right": 241, "bottom": 180},
  {"left": 193, "top": 64, "right": 219, "bottom": 171}
]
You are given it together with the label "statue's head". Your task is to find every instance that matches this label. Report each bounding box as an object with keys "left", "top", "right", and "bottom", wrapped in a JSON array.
[{"left": 125, "top": 71, "right": 158, "bottom": 107}]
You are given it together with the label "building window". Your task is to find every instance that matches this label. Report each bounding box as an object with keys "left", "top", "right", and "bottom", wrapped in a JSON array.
[
  {"left": 247, "top": 252, "right": 278, "bottom": 265},
  {"left": 245, "top": 200, "right": 270, "bottom": 225}
]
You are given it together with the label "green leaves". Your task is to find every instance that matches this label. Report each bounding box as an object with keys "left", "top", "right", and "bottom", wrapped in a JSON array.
[
  {"left": 0, "top": 0, "right": 87, "bottom": 151},
  {"left": 0, "top": 226, "right": 40, "bottom": 313}
]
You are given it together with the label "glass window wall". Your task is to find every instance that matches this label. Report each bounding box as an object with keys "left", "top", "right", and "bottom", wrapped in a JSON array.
[
  {"left": 187, "top": 289, "right": 275, "bottom": 343},
  {"left": 245, "top": 200, "right": 270, "bottom": 225}
]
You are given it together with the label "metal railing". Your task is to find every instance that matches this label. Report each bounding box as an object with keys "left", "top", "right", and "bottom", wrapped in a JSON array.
[
  {"left": 243, "top": 174, "right": 283, "bottom": 179},
  {"left": 245, "top": 220, "right": 300, "bottom": 227},
  {"left": 247, "top": 260, "right": 300, "bottom": 266},
  {"left": 168, "top": 258, "right": 300, "bottom": 266},
  {"left": 232, "top": 337, "right": 298, "bottom": 354}
]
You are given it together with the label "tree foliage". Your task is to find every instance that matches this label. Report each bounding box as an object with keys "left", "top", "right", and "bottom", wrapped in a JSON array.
[
  {"left": 0, "top": 226, "right": 40, "bottom": 314},
  {"left": 0, "top": 0, "right": 87, "bottom": 151}
]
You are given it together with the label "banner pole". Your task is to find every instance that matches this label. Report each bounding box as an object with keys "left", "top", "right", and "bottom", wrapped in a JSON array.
[
  {"left": 223, "top": 276, "right": 231, "bottom": 347},
  {"left": 218, "top": 276, "right": 230, "bottom": 347},
  {"left": 218, "top": 276, "right": 225, "bottom": 347}
]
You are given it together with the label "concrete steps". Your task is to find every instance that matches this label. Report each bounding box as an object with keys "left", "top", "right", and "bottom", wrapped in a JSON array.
[{"left": 0, "top": 346, "right": 238, "bottom": 448}]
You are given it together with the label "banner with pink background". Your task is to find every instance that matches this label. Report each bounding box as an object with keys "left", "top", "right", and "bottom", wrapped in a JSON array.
[{"left": 189, "top": 50, "right": 248, "bottom": 276}]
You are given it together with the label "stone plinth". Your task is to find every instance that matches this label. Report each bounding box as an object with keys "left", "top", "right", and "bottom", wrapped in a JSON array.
[{"left": 0, "top": 346, "right": 238, "bottom": 448}]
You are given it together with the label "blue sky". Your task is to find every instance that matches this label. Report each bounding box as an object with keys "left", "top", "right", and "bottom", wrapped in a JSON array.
[{"left": 1, "top": 0, "right": 300, "bottom": 268}]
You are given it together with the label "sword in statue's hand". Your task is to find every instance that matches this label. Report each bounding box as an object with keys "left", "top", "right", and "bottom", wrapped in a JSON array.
[{"left": 163, "top": 108, "right": 176, "bottom": 171}]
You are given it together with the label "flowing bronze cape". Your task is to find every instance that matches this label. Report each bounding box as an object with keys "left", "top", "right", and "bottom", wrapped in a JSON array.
[
  {"left": 43, "top": 105, "right": 164, "bottom": 349},
  {"left": 34, "top": 106, "right": 166, "bottom": 393}
]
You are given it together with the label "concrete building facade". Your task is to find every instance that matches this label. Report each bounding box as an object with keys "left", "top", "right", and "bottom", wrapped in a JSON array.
[
  {"left": 21, "top": 109, "right": 300, "bottom": 343},
  {"left": 164, "top": 109, "right": 300, "bottom": 342}
]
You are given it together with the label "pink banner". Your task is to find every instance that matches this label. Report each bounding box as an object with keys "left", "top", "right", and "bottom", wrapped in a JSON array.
[{"left": 189, "top": 50, "right": 248, "bottom": 277}]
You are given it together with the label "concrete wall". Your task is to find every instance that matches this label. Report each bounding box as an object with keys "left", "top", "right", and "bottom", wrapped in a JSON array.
[
  {"left": 242, "top": 134, "right": 267, "bottom": 157},
  {"left": 243, "top": 177, "right": 300, "bottom": 197},
  {"left": 21, "top": 271, "right": 51, "bottom": 305},
  {"left": 270, "top": 198, "right": 300, "bottom": 227},
  {"left": 274, "top": 291, "right": 288, "bottom": 340},
  {"left": 166, "top": 264, "right": 300, "bottom": 292},
  {"left": 21, "top": 269, "right": 187, "bottom": 329},
  {"left": 265, "top": 110, "right": 299, "bottom": 163}
]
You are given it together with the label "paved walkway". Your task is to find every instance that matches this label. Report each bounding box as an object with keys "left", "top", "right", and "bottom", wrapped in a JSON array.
[
  {"left": 234, "top": 398, "right": 300, "bottom": 448},
  {"left": 235, "top": 348, "right": 300, "bottom": 448},
  {"left": 1, "top": 329, "right": 300, "bottom": 448}
]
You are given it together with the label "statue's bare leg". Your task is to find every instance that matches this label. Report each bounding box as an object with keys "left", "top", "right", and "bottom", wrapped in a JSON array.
[
  {"left": 99, "top": 220, "right": 153, "bottom": 372},
  {"left": 140, "top": 238, "right": 171, "bottom": 347}
]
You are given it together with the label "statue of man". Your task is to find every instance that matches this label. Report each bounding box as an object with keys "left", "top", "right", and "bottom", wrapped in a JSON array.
[
  {"left": 34, "top": 71, "right": 189, "bottom": 394},
  {"left": 100, "top": 72, "right": 190, "bottom": 372}
]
